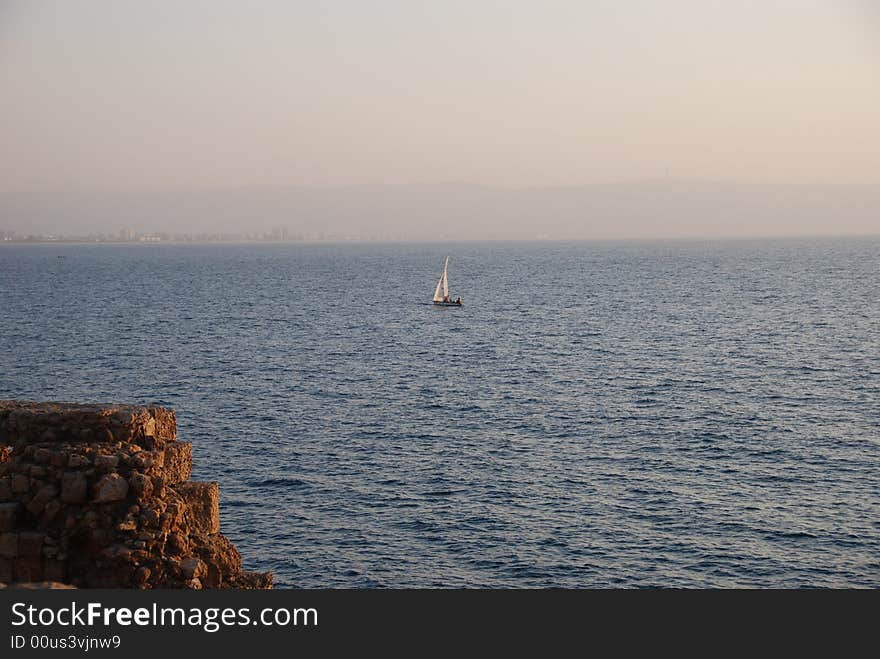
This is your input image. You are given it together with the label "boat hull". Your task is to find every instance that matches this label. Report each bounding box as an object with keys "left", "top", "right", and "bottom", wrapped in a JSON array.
[{"left": 433, "top": 301, "right": 462, "bottom": 306}]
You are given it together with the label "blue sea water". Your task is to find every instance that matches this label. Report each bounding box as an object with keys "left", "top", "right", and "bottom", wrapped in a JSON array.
[{"left": 1, "top": 238, "right": 878, "bottom": 588}]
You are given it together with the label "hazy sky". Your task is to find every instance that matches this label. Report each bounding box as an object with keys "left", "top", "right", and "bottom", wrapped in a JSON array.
[{"left": 2, "top": 1, "right": 879, "bottom": 193}]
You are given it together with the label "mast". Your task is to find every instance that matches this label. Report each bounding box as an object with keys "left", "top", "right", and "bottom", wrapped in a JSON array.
[{"left": 442, "top": 256, "right": 449, "bottom": 299}]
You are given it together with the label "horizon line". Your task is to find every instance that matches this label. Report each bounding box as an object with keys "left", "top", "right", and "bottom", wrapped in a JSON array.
[
  {"left": 3, "top": 233, "right": 879, "bottom": 245},
  {"left": 5, "top": 177, "right": 880, "bottom": 196}
]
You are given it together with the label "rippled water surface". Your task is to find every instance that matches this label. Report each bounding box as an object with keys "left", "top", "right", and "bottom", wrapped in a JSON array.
[{"left": 1, "top": 238, "right": 879, "bottom": 587}]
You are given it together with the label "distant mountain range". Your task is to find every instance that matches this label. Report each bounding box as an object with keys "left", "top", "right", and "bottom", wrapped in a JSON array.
[{"left": 2, "top": 180, "right": 879, "bottom": 239}]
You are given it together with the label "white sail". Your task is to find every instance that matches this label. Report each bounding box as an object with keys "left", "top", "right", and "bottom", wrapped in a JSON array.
[
  {"left": 433, "top": 275, "right": 444, "bottom": 302},
  {"left": 433, "top": 256, "right": 449, "bottom": 302}
]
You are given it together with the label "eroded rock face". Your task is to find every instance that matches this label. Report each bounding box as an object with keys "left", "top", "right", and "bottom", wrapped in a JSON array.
[{"left": 0, "top": 401, "right": 271, "bottom": 589}]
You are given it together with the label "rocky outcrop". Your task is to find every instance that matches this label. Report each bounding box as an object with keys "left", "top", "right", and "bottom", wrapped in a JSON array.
[{"left": 0, "top": 401, "right": 271, "bottom": 589}]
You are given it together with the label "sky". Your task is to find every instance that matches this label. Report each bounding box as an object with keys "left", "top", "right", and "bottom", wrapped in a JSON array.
[
  {"left": 2, "top": 0, "right": 879, "bottom": 192},
  {"left": 1, "top": 1, "right": 879, "bottom": 238}
]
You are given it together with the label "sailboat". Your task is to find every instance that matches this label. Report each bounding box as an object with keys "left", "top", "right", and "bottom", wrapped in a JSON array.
[{"left": 432, "top": 256, "right": 462, "bottom": 306}]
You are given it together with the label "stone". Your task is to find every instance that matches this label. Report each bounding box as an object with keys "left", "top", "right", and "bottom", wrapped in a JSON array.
[
  {"left": 202, "top": 563, "right": 222, "bottom": 588},
  {"left": 82, "top": 510, "right": 98, "bottom": 528},
  {"left": 93, "top": 473, "right": 129, "bottom": 503},
  {"left": 0, "top": 503, "right": 18, "bottom": 532},
  {"left": 163, "top": 442, "right": 192, "bottom": 483},
  {"left": 26, "top": 484, "right": 57, "bottom": 516},
  {"left": 0, "top": 400, "right": 269, "bottom": 589},
  {"left": 139, "top": 507, "right": 160, "bottom": 528},
  {"left": 100, "top": 544, "right": 132, "bottom": 561},
  {"left": 0, "top": 402, "right": 175, "bottom": 447},
  {"left": 0, "top": 557, "right": 11, "bottom": 583},
  {"left": 129, "top": 472, "right": 153, "bottom": 499},
  {"left": 90, "top": 572, "right": 124, "bottom": 588},
  {"left": 130, "top": 449, "right": 162, "bottom": 472},
  {"left": 14, "top": 556, "right": 43, "bottom": 582},
  {"left": 67, "top": 454, "right": 90, "bottom": 468},
  {"left": 134, "top": 566, "right": 151, "bottom": 586},
  {"left": 164, "top": 501, "right": 185, "bottom": 528},
  {"left": 167, "top": 532, "right": 189, "bottom": 556},
  {"left": 60, "top": 472, "right": 88, "bottom": 504},
  {"left": 94, "top": 454, "right": 119, "bottom": 472},
  {"left": 43, "top": 559, "right": 66, "bottom": 582},
  {"left": 18, "top": 532, "right": 44, "bottom": 557},
  {"left": 11, "top": 473, "right": 29, "bottom": 494},
  {"left": 176, "top": 481, "right": 220, "bottom": 535},
  {"left": 233, "top": 571, "right": 273, "bottom": 589},
  {"left": 193, "top": 533, "right": 242, "bottom": 576},
  {"left": 0, "top": 532, "right": 18, "bottom": 558},
  {"left": 151, "top": 476, "right": 166, "bottom": 499},
  {"left": 180, "top": 556, "right": 207, "bottom": 580},
  {"left": 42, "top": 499, "right": 62, "bottom": 523},
  {"left": 34, "top": 448, "right": 53, "bottom": 464}
]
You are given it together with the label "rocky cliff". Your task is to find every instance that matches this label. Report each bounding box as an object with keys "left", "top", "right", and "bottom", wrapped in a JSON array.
[{"left": 0, "top": 401, "right": 271, "bottom": 589}]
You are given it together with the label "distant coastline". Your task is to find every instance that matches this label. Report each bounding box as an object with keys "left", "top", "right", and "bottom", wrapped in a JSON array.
[
  {"left": 3, "top": 181, "right": 880, "bottom": 242},
  {"left": 1, "top": 233, "right": 878, "bottom": 245},
  {"left": 0, "top": 234, "right": 399, "bottom": 245}
]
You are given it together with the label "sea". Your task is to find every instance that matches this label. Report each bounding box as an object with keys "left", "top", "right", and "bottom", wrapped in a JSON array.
[{"left": 1, "top": 237, "right": 878, "bottom": 588}]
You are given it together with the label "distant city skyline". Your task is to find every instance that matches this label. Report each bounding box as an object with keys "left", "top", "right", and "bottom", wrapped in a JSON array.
[{"left": 0, "top": 226, "right": 410, "bottom": 243}]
